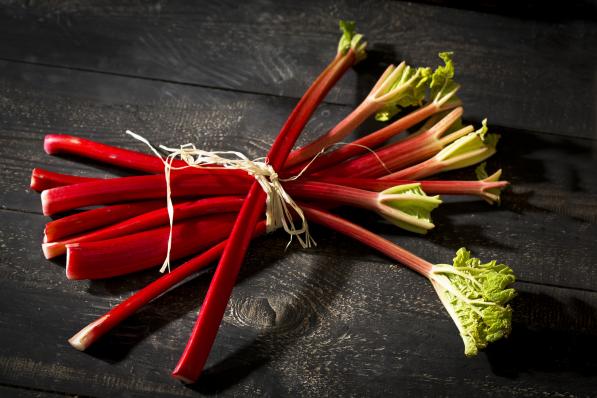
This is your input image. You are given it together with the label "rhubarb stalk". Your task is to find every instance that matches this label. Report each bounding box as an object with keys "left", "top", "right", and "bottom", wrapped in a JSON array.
[
  {"left": 43, "top": 196, "right": 245, "bottom": 258},
  {"left": 285, "top": 181, "right": 441, "bottom": 234},
  {"left": 44, "top": 201, "right": 164, "bottom": 242},
  {"left": 172, "top": 21, "right": 366, "bottom": 383},
  {"left": 382, "top": 119, "right": 498, "bottom": 180},
  {"left": 66, "top": 214, "right": 239, "bottom": 280},
  {"left": 302, "top": 205, "right": 515, "bottom": 357},
  {"left": 68, "top": 221, "right": 268, "bottom": 351},
  {"left": 316, "top": 107, "right": 469, "bottom": 178}
]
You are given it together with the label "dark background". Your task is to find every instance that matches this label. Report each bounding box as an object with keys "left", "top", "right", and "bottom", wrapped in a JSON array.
[{"left": 0, "top": 1, "right": 596, "bottom": 397}]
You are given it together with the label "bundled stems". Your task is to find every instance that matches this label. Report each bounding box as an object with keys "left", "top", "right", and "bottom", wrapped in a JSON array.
[
  {"left": 44, "top": 201, "right": 164, "bottom": 242},
  {"left": 172, "top": 29, "right": 364, "bottom": 383},
  {"left": 43, "top": 196, "right": 245, "bottom": 258},
  {"left": 284, "top": 61, "right": 427, "bottom": 168},
  {"left": 69, "top": 221, "right": 268, "bottom": 351},
  {"left": 284, "top": 95, "right": 460, "bottom": 177},
  {"left": 66, "top": 213, "right": 239, "bottom": 280},
  {"left": 30, "top": 24, "right": 514, "bottom": 374},
  {"left": 316, "top": 106, "right": 468, "bottom": 178}
]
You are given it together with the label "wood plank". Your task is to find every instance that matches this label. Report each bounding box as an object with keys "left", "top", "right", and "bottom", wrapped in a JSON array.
[
  {"left": 0, "top": 0, "right": 595, "bottom": 137},
  {"left": 408, "top": 0, "right": 597, "bottom": 21},
  {"left": 1, "top": 61, "right": 595, "bottom": 291},
  {"left": 0, "top": 218, "right": 596, "bottom": 397},
  {"left": 0, "top": 385, "right": 82, "bottom": 398}
]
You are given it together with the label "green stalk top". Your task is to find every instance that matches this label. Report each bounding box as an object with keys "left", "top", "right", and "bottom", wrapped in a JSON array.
[
  {"left": 375, "top": 51, "right": 460, "bottom": 121},
  {"left": 435, "top": 119, "right": 500, "bottom": 172},
  {"left": 337, "top": 20, "right": 367, "bottom": 63},
  {"left": 377, "top": 183, "right": 442, "bottom": 234}
]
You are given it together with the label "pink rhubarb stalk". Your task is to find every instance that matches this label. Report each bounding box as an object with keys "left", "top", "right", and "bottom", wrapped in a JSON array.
[
  {"left": 285, "top": 61, "right": 425, "bottom": 168},
  {"left": 316, "top": 107, "right": 470, "bottom": 178},
  {"left": 381, "top": 120, "right": 499, "bottom": 180},
  {"left": 320, "top": 174, "right": 508, "bottom": 204},
  {"left": 285, "top": 181, "right": 441, "bottom": 234},
  {"left": 301, "top": 204, "right": 516, "bottom": 357},
  {"left": 284, "top": 96, "right": 460, "bottom": 177}
]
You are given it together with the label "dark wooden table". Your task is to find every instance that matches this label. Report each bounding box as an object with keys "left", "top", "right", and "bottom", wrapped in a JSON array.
[{"left": 1, "top": 1, "right": 596, "bottom": 397}]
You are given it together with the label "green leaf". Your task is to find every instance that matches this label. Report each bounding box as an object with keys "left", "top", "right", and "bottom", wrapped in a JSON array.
[
  {"left": 475, "top": 162, "right": 489, "bottom": 180},
  {"left": 375, "top": 66, "right": 431, "bottom": 121},
  {"left": 337, "top": 20, "right": 367, "bottom": 62},
  {"left": 431, "top": 248, "right": 516, "bottom": 356},
  {"left": 337, "top": 20, "right": 356, "bottom": 55},
  {"left": 374, "top": 51, "right": 459, "bottom": 121},
  {"left": 377, "top": 183, "right": 442, "bottom": 234},
  {"left": 430, "top": 51, "right": 459, "bottom": 100}
]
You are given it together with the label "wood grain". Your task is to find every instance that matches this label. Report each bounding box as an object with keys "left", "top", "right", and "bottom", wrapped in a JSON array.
[
  {"left": 1, "top": 1, "right": 596, "bottom": 396},
  {"left": 0, "top": 210, "right": 596, "bottom": 397},
  {"left": 1, "top": 61, "right": 595, "bottom": 291},
  {"left": 0, "top": 385, "right": 81, "bottom": 398},
  {"left": 0, "top": 0, "right": 595, "bottom": 137}
]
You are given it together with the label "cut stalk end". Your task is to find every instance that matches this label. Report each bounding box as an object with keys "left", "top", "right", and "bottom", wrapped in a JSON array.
[
  {"left": 68, "top": 316, "right": 108, "bottom": 351},
  {"left": 42, "top": 242, "right": 65, "bottom": 259}
]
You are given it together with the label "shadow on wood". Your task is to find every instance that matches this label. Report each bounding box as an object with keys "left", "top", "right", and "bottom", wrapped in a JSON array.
[{"left": 486, "top": 290, "right": 597, "bottom": 377}]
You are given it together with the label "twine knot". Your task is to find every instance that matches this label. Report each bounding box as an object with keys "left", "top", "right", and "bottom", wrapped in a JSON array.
[{"left": 126, "top": 130, "right": 315, "bottom": 273}]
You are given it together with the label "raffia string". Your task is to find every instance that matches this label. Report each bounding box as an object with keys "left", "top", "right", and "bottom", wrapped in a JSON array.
[{"left": 126, "top": 130, "right": 316, "bottom": 273}]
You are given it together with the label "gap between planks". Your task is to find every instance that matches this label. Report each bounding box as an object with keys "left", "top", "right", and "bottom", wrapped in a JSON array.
[
  {"left": 0, "top": 56, "right": 350, "bottom": 108},
  {"left": 1, "top": 56, "right": 593, "bottom": 143}
]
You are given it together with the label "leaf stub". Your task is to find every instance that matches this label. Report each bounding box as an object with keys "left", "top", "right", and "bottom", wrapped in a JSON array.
[
  {"left": 375, "top": 51, "right": 460, "bottom": 122},
  {"left": 430, "top": 248, "right": 516, "bottom": 356},
  {"left": 377, "top": 183, "right": 442, "bottom": 234},
  {"left": 337, "top": 20, "right": 367, "bottom": 62},
  {"left": 435, "top": 119, "right": 500, "bottom": 172}
]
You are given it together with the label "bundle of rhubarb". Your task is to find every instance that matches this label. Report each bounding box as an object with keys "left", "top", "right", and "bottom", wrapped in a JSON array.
[{"left": 31, "top": 21, "right": 516, "bottom": 383}]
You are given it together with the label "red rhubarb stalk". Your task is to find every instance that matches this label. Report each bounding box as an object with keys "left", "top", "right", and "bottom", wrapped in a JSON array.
[
  {"left": 66, "top": 214, "right": 238, "bottom": 280},
  {"left": 172, "top": 24, "right": 364, "bottom": 382},
  {"left": 30, "top": 168, "right": 100, "bottom": 192},
  {"left": 43, "top": 196, "right": 245, "bottom": 258},
  {"left": 44, "top": 134, "right": 190, "bottom": 173},
  {"left": 41, "top": 171, "right": 251, "bottom": 215},
  {"left": 67, "top": 221, "right": 268, "bottom": 351},
  {"left": 44, "top": 201, "right": 164, "bottom": 242}
]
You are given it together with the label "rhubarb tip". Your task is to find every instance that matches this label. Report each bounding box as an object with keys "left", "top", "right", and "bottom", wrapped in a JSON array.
[{"left": 337, "top": 20, "right": 367, "bottom": 62}]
